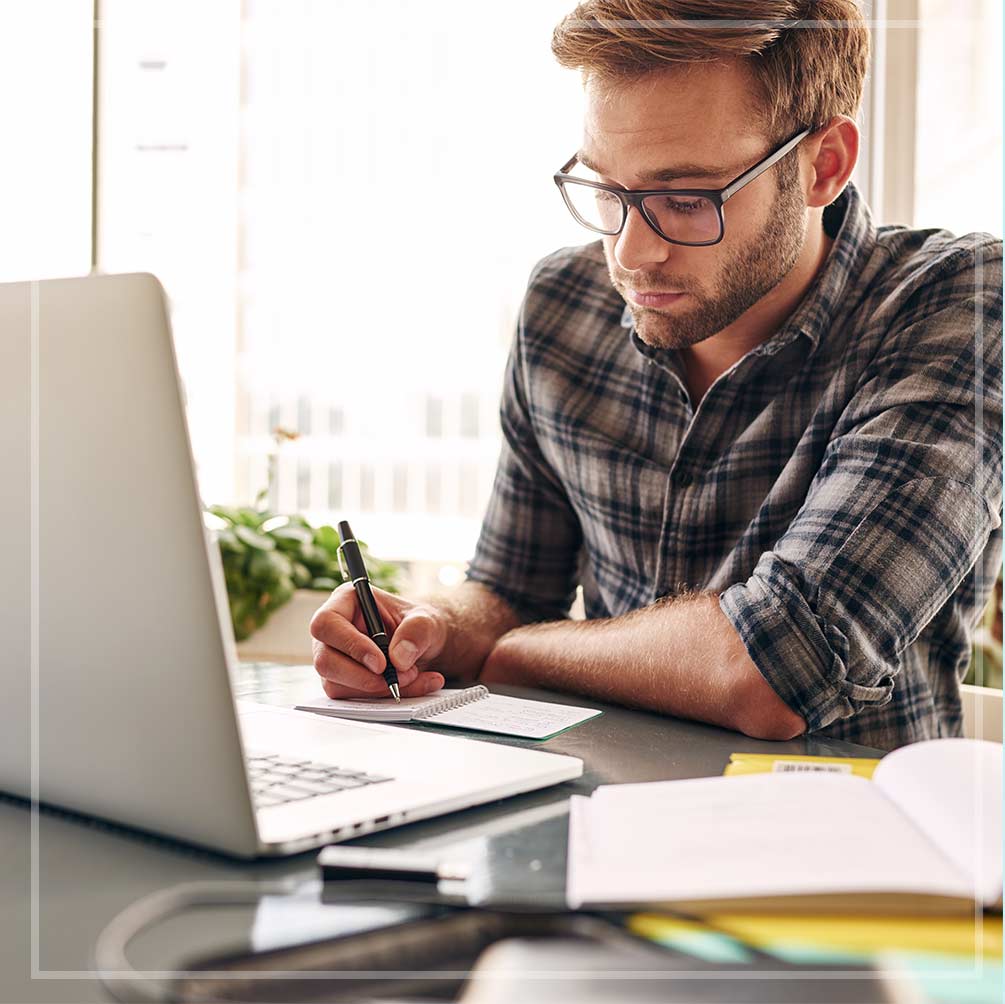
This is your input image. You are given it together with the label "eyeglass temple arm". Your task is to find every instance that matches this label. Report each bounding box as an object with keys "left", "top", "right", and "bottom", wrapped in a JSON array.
[
  {"left": 558, "top": 153, "right": 580, "bottom": 175},
  {"left": 720, "top": 128, "right": 811, "bottom": 203}
]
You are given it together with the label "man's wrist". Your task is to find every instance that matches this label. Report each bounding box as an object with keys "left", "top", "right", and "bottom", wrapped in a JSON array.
[
  {"left": 478, "top": 627, "right": 522, "bottom": 685},
  {"left": 422, "top": 580, "right": 524, "bottom": 683}
]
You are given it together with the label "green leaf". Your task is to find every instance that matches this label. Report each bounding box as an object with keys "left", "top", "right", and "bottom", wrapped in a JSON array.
[
  {"left": 272, "top": 525, "right": 314, "bottom": 551},
  {"left": 208, "top": 504, "right": 241, "bottom": 526},
  {"left": 272, "top": 577, "right": 295, "bottom": 607},
  {"left": 235, "top": 525, "right": 276, "bottom": 551},
  {"left": 241, "top": 508, "right": 272, "bottom": 529},
  {"left": 298, "top": 543, "right": 331, "bottom": 574},
  {"left": 314, "top": 524, "right": 340, "bottom": 554},
  {"left": 291, "top": 561, "right": 312, "bottom": 588},
  {"left": 260, "top": 514, "right": 291, "bottom": 533},
  {"left": 230, "top": 596, "right": 261, "bottom": 641},
  {"left": 248, "top": 548, "right": 292, "bottom": 584},
  {"left": 217, "top": 528, "right": 244, "bottom": 554},
  {"left": 310, "top": 576, "right": 338, "bottom": 591}
]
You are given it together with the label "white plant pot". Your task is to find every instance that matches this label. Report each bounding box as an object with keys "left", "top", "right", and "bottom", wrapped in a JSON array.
[{"left": 235, "top": 588, "right": 326, "bottom": 664}]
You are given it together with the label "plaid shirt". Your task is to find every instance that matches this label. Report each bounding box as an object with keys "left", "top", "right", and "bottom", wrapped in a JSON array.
[{"left": 467, "top": 183, "right": 1003, "bottom": 750}]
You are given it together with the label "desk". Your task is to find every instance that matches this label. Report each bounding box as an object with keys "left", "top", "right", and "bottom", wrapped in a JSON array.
[{"left": 1, "top": 663, "right": 884, "bottom": 1003}]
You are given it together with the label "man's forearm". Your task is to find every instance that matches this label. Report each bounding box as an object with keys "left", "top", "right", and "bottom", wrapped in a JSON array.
[
  {"left": 424, "top": 580, "right": 523, "bottom": 683},
  {"left": 479, "top": 593, "right": 806, "bottom": 740}
]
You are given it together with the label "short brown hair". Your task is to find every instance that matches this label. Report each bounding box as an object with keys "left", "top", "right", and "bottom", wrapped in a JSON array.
[{"left": 552, "top": 1, "right": 870, "bottom": 138}]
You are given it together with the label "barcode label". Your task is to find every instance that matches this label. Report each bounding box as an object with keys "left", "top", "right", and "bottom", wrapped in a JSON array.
[{"left": 771, "top": 760, "right": 852, "bottom": 774}]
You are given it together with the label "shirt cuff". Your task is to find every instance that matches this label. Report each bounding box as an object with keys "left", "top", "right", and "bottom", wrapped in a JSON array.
[{"left": 720, "top": 555, "right": 895, "bottom": 732}]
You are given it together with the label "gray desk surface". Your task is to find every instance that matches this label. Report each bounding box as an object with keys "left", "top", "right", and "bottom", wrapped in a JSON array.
[{"left": 2, "top": 663, "right": 883, "bottom": 1003}]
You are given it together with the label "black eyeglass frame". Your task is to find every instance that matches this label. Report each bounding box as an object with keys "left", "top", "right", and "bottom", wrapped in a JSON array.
[{"left": 553, "top": 127, "right": 813, "bottom": 247}]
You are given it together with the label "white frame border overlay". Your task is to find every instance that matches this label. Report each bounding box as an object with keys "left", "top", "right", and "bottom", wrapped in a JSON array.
[{"left": 30, "top": 12, "right": 998, "bottom": 993}]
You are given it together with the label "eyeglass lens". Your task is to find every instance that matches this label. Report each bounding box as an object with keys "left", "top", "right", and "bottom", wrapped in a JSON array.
[{"left": 561, "top": 182, "right": 722, "bottom": 244}]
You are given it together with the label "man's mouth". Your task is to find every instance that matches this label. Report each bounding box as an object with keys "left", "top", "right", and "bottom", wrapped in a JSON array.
[{"left": 626, "top": 289, "right": 687, "bottom": 308}]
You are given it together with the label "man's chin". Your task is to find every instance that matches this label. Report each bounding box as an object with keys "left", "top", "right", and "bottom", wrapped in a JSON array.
[{"left": 631, "top": 308, "right": 712, "bottom": 351}]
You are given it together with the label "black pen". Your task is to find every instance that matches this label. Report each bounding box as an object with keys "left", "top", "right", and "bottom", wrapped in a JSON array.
[{"left": 336, "top": 521, "right": 401, "bottom": 702}]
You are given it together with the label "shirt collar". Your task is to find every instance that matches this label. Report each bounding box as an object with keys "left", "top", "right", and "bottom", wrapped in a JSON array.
[{"left": 623, "top": 181, "right": 877, "bottom": 362}]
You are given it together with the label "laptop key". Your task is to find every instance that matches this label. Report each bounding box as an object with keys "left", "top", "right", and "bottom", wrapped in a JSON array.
[
  {"left": 255, "top": 794, "right": 287, "bottom": 807},
  {"left": 246, "top": 753, "right": 396, "bottom": 806},
  {"left": 324, "top": 776, "right": 370, "bottom": 789},
  {"left": 289, "top": 778, "right": 354, "bottom": 797},
  {"left": 269, "top": 783, "right": 324, "bottom": 802},
  {"left": 296, "top": 769, "right": 332, "bottom": 782},
  {"left": 320, "top": 767, "right": 370, "bottom": 780}
]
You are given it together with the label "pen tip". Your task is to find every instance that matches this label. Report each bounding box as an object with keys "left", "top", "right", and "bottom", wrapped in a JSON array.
[{"left": 389, "top": 683, "right": 401, "bottom": 703}]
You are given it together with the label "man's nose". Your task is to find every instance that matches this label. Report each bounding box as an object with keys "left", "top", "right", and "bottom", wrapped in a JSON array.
[{"left": 613, "top": 205, "right": 672, "bottom": 272}]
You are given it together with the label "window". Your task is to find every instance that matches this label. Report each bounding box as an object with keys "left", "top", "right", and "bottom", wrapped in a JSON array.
[
  {"left": 96, "top": 0, "right": 584, "bottom": 565},
  {"left": 867, "top": 0, "right": 1002, "bottom": 234},
  {"left": 914, "top": 0, "right": 1002, "bottom": 235},
  {"left": 0, "top": 4, "right": 92, "bottom": 282},
  {"left": 18, "top": 2, "right": 993, "bottom": 571}
]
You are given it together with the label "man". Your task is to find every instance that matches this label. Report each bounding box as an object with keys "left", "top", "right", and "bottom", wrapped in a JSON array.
[{"left": 311, "top": 1, "right": 1002, "bottom": 750}]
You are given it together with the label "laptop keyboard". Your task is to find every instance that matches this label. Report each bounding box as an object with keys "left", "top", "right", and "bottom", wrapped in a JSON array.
[{"left": 246, "top": 752, "right": 393, "bottom": 809}]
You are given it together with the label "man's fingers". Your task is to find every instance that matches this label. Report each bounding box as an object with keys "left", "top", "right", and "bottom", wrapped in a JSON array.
[
  {"left": 388, "top": 611, "right": 443, "bottom": 672},
  {"left": 315, "top": 581, "right": 359, "bottom": 622},
  {"left": 315, "top": 642, "right": 424, "bottom": 691},
  {"left": 350, "top": 587, "right": 404, "bottom": 635},
  {"left": 397, "top": 672, "right": 445, "bottom": 698},
  {"left": 310, "top": 587, "right": 444, "bottom": 700},
  {"left": 310, "top": 587, "right": 385, "bottom": 673},
  {"left": 322, "top": 669, "right": 444, "bottom": 701}
]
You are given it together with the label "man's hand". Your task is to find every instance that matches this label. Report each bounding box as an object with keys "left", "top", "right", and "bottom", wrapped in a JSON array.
[{"left": 310, "top": 584, "right": 448, "bottom": 699}]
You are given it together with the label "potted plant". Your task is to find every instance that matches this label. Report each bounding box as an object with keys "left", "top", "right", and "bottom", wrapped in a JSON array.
[{"left": 205, "top": 428, "right": 401, "bottom": 660}]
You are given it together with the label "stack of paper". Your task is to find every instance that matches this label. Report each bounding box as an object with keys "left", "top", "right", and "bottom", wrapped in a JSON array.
[{"left": 566, "top": 738, "right": 1002, "bottom": 913}]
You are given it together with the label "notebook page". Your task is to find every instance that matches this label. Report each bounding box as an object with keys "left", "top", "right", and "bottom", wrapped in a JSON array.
[
  {"left": 872, "top": 738, "right": 1002, "bottom": 905},
  {"left": 296, "top": 688, "right": 480, "bottom": 723},
  {"left": 567, "top": 773, "right": 972, "bottom": 907},
  {"left": 423, "top": 693, "right": 601, "bottom": 739}
]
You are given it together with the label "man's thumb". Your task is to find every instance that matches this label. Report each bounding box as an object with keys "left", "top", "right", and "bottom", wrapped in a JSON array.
[{"left": 388, "top": 611, "right": 442, "bottom": 670}]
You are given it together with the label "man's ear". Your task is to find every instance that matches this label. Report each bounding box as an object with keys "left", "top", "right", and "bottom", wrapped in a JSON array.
[{"left": 803, "top": 116, "right": 859, "bottom": 208}]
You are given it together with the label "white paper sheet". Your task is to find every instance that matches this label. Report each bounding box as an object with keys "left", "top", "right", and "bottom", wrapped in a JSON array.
[
  {"left": 566, "top": 772, "right": 975, "bottom": 908},
  {"left": 872, "top": 737, "right": 1003, "bottom": 904},
  {"left": 425, "top": 693, "right": 601, "bottom": 739},
  {"left": 297, "top": 687, "right": 601, "bottom": 739}
]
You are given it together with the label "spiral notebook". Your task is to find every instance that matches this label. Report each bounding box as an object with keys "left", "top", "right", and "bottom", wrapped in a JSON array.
[{"left": 295, "top": 686, "right": 601, "bottom": 740}]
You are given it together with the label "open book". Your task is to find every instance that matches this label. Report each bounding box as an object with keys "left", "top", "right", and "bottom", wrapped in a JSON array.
[
  {"left": 567, "top": 737, "right": 1002, "bottom": 913},
  {"left": 296, "top": 685, "right": 601, "bottom": 740}
]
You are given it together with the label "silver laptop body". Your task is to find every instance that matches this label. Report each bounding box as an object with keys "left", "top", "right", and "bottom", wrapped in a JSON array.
[{"left": 0, "top": 272, "right": 582, "bottom": 858}]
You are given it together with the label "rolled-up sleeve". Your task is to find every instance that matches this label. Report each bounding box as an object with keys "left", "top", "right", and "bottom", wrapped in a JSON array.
[
  {"left": 466, "top": 298, "right": 583, "bottom": 623},
  {"left": 721, "top": 256, "right": 1003, "bottom": 732}
]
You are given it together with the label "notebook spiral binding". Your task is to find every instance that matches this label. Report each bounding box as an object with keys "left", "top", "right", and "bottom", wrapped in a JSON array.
[{"left": 413, "top": 685, "right": 490, "bottom": 719}]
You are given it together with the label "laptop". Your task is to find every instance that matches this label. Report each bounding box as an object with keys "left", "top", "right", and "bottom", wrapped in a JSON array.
[{"left": 0, "top": 272, "right": 582, "bottom": 858}]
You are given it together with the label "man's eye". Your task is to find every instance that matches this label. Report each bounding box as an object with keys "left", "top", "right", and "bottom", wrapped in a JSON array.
[{"left": 652, "top": 196, "right": 707, "bottom": 215}]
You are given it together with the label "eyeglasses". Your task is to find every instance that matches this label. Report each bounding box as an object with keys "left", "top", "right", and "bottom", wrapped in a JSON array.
[{"left": 553, "top": 128, "right": 811, "bottom": 247}]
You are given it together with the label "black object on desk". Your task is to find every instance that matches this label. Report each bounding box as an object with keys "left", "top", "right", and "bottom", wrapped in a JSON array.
[
  {"left": 336, "top": 520, "right": 400, "bottom": 701},
  {"left": 167, "top": 889, "right": 903, "bottom": 1004}
]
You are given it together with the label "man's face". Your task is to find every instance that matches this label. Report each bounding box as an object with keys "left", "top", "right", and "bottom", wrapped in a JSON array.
[{"left": 581, "top": 62, "right": 808, "bottom": 350}]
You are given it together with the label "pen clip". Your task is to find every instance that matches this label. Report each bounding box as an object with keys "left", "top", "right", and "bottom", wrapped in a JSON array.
[{"left": 336, "top": 541, "right": 350, "bottom": 582}]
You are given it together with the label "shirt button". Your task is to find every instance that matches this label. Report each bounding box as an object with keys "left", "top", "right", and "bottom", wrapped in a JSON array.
[{"left": 673, "top": 470, "right": 693, "bottom": 488}]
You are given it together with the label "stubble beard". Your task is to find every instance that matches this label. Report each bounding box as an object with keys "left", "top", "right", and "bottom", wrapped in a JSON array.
[{"left": 610, "top": 173, "right": 808, "bottom": 351}]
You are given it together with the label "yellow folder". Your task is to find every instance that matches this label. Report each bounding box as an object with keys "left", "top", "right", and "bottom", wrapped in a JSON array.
[
  {"left": 724, "top": 752, "right": 882, "bottom": 778},
  {"left": 629, "top": 911, "right": 1002, "bottom": 959}
]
